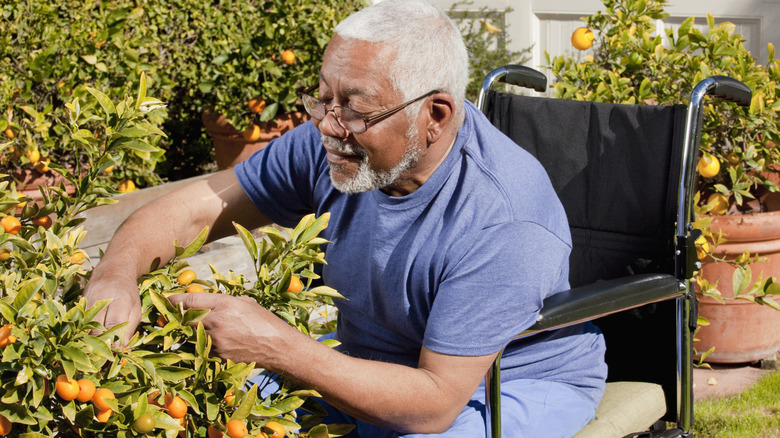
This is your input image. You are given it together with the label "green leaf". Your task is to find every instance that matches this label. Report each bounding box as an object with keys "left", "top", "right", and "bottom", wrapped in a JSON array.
[
  {"left": 294, "top": 213, "right": 330, "bottom": 245},
  {"left": 196, "top": 322, "right": 208, "bottom": 357},
  {"left": 83, "top": 299, "right": 112, "bottom": 324},
  {"left": 137, "top": 353, "right": 183, "bottom": 367},
  {"left": 229, "top": 384, "right": 257, "bottom": 422},
  {"left": 270, "top": 395, "right": 305, "bottom": 413},
  {"left": 136, "top": 71, "right": 148, "bottom": 110},
  {"left": 234, "top": 222, "right": 259, "bottom": 262},
  {"left": 85, "top": 86, "right": 117, "bottom": 119},
  {"left": 82, "top": 336, "right": 113, "bottom": 361},
  {"left": 732, "top": 266, "right": 751, "bottom": 296},
  {"left": 174, "top": 226, "right": 209, "bottom": 258},
  {"left": 307, "top": 424, "right": 330, "bottom": 438},
  {"left": 61, "top": 344, "right": 96, "bottom": 372},
  {"left": 181, "top": 308, "right": 210, "bottom": 326},
  {"left": 14, "top": 277, "right": 45, "bottom": 310},
  {"left": 156, "top": 366, "right": 196, "bottom": 382},
  {"left": 308, "top": 286, "right": 345, "bottom": 300},
  {"left": 260, "top": 102, "right": 279, "bottom": 122},
  {"left": 760, "top": 296, "right": 780, "bottom": 311}
]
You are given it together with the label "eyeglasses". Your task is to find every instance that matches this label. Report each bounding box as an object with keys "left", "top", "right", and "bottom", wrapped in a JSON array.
[{"left": 299, "top": 85, "right": 438, "bottom": 134}]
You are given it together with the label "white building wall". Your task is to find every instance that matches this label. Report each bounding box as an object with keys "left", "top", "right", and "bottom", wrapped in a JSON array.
[{"left": 431, "top": 0, "right": 780, "bottom": 91}]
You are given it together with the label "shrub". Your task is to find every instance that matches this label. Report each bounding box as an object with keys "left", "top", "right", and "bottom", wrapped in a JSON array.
[{"left": 0, "top": 80, "right": 347, "bottom": 437}]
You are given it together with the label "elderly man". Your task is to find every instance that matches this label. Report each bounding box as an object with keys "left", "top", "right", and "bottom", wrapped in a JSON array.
[{"left": 84, "top": 0, "right": 606, "bottom": 436}]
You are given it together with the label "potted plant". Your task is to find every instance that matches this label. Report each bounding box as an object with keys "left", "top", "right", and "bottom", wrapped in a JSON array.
[
  {"left": 0, "top": 79, "right": 349, "bottom": 437},
  {"left": 181, "top": 0, "right": 365, "bottom": 169},
  {"left": 0, "top": 0, "right": 168, "bottom": 192},
  {"left": 546, "top": 0, "right": 780, "bottom": 364}
]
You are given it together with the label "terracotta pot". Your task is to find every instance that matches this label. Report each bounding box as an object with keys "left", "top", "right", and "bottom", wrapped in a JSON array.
[
  {"left": 202, "top": 110, "right": 308, "bottom": 170},
  {"left": 11, "top": 168, "right": 76, "bottom": 208},
  {"left": 696, "top": 211, "right": 780, "bottom": 363}
]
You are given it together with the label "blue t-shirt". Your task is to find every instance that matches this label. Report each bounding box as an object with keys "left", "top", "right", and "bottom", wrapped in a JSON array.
[{"left": 235, "top": 101, "right": 607, "bottom": 406}]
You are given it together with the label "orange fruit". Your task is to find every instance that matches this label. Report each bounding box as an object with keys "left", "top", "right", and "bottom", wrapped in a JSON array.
[
  {"left": 1, "top": 216, "right": 21, "bottom": 234},
  {"left": 571, "top": 27, "right": 595, "bottom": 50},
  {"left": 76, "top": 378, "right": 96, "bottom": 403},
  {"left": 3, "top": 128, "right": 14, "bottom": 139},
  {"left": 247, "top": 98, "right": 266, "bottom": 114},
  {"left": 177, "top": 269, "right": 196, "bottom": 285},
  {"left": 31, "top": 215, "right": 52, "bottom": 229},
  {"left": 96, "top": 408, "right": 112, "bottom": 423},
  {"left": 695, "top": 235, "right": 710, "bottom": 260},
  {"left": 34, "top": 158, "right": 50, "bottom": 173},
  {"left": 243, "top": 124, "right": 262, "bottom": 142},
  {"left": 157, "top": 315, "right": 167, "bottom": 327},
  {"left": 287, "top": 275, "right": 303, "bottom": 293},
  {"left": 133, "top": 413, "right": 156, "bottom": 434},
  {"left": 0, "top": 324, "right": 16, "bottom": 348},
  {"left": 164, "top": 394, "right": 188, "bottom": 418},
  {"left": 224, "top": 389, "right": 236, "bottom": 406},
  {"left": 55, "top": 374, "right": 80, "bottom": 401},
  {"left": 707, "top": 193, "right": 729, "bottom": 215},
  {"left": 70, "top": 252, "right": 86, "bottom": 265},
  {"left": 0, "top": 413, "right": 11, "bottom": 436},
  {"left": 226, "top": 419, "right": 248, "bottom": 438},
  {"left": 118, "top": 179, "right": 136, "bottom": 193},
  {"left": 0, "top": 415, "right": 10, "bottom": 435},
  {"left": 92, "top": 387, "right": 115, "bottom": 411},
  {"left": 256, "top": 434, "right": 269, "bottom": 438},
  {"left": 25, "top": 149, "right": 40, "bottom": 164},
  {"left": 0, "top": 335, "right": 15, "bottom": 348},
  {"left": 208, "top": 425, "right": 223, "bottom": 438},
  {"left": 281, "top": 50, "right": 295, "bottom": 65},
  {"left": 148, "top": 390, "right": 162, "bottom": 406},
  {"left": 0, "top": 325, "right": 11, "bottom": 343},
  {"left": 0, "top": 248, "right": 10, "bottom": 262},
  {"left": 186, "top": 284, "right": 205, "bottom": 293},
  {"left": 697, "top": 153, "right": 721, "bottom": 178},
  {"left": 262, "top": 421, "right": 285, "bottom": 438}
]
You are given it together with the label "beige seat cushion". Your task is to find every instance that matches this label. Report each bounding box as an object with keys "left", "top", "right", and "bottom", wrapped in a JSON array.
[{"left": 573, "top": 381, "right": 667, "bottom": 438}]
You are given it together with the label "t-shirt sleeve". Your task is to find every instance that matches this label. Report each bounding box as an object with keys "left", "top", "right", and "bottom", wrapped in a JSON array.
[
  {"left": 422, "top": 220, "right": 571, "bottom": 357},
  {"left": 234, "top": 122, "right": 330, "bottom": 227}
]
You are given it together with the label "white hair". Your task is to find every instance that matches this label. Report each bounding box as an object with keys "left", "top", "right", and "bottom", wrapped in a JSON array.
[{"left": 335, "top": 0, "right": 469, "bottom": 123}]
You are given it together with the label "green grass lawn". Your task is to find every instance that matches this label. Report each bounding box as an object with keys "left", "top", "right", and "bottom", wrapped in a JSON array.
[{"left": 693, "top": 369, "right": 780, "bottom": 437}]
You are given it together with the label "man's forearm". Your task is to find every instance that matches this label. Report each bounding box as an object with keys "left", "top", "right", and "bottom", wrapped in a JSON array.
[{"left": 265, "top": 331, "right": 491, "bottom": 434}]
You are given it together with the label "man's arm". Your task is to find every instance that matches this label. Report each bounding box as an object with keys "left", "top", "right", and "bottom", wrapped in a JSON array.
[
  {"left": 84, "top": 169, "right": 273, "bottom": 335},
  {"left": 169, "top": 293, "right": 497, "bottom": 434}
]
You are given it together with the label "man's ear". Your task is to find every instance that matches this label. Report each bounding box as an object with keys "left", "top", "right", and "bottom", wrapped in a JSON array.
[{"left": 425, "top": 93, "right": 455, "bottom": 144}]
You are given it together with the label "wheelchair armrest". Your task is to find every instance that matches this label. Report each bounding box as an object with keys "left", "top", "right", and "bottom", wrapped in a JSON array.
[{"left": 524, "top": 273, "right": 683, "bottom": 334}]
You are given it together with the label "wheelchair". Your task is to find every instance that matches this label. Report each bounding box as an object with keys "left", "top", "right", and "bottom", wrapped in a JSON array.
[{"left": 477, "top": 65, "right": 752, "bottom": 438}]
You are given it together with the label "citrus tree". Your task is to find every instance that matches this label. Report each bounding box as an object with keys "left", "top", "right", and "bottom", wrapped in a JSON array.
[{"left": 0, "top": 79, "right": 349, "bottom": 437}]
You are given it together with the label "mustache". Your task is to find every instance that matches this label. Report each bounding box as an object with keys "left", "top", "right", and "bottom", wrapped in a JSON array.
[{"left": 321, "top": 134, "right": 366, "bottom": 157}]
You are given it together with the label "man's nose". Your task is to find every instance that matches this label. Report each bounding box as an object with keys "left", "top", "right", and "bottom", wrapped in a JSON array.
[{"left": 316, "top": 109, "right": 350, "bottom": 139}]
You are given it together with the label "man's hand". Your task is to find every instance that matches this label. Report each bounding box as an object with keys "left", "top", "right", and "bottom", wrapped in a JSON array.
[
  {"left": 168, "top": 293, "right": 303, "bottom": 367},
  {"left": 83, "top": 269, "right": 142, "bottom": 342},
  {"left": 167, "top": 292, "right": 497, "bottom": 434}
]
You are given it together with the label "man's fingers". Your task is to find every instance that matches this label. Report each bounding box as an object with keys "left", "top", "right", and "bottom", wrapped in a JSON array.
[{"left": 168, "top": 292, "right": 224, "bottom": 310}]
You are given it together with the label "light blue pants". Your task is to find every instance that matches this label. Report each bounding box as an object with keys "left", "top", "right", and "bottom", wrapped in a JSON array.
[{"left": 252, "top": 373, "right": 596, "bottom": 438}]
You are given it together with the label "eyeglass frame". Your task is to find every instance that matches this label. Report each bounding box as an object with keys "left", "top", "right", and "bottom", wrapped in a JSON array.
[{"left": 298, "top": 85, "right": 439, "bottom": 134}]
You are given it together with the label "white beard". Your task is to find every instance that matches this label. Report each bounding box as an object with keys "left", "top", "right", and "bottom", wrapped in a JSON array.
[{"left": 322, "top": 123, "right": 424, "bottom": 194}]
